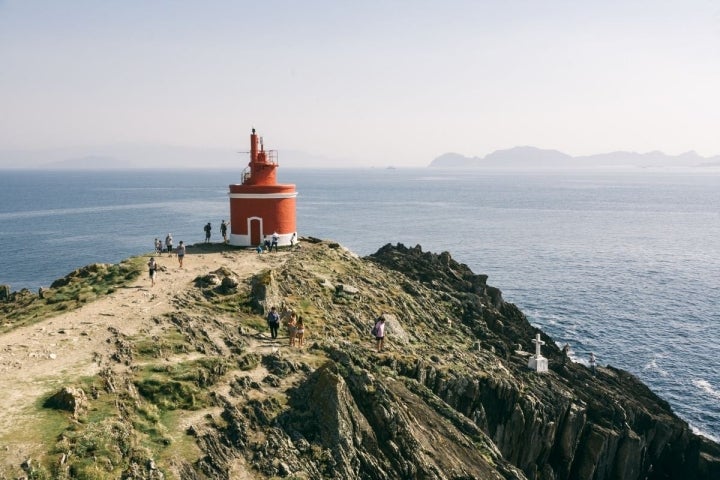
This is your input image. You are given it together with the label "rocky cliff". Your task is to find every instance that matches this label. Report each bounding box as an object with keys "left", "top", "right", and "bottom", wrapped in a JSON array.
[{"left": 1, "top": 239, "right": 718, "bottom": 479}]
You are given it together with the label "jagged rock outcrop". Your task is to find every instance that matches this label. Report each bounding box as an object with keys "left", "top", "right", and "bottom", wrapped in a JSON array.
[
  {"left": 43, "top": 386, "right": 87, "bottom": 417},
  {"left": 50, "top": 263, "right": 110, "bottom": 288},
  {"left": 365, "top": 243, "right": 720, "bottom": 480},
  {"left": 198, "top": 240, "right": 718, "bottom": 480}
]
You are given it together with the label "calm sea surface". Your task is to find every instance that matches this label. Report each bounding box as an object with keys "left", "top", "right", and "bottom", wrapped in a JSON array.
[{"left": 1, "top": 168, "right": 719, "bottom": 440}]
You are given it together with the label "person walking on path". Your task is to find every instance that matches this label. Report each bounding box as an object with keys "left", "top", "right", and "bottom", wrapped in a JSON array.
[
  {"left": 220, "top": 220, "right": 228, "bottom": 243},
  {"left": 147, "top": 257, "right": 158, "bottom": 287},
  {"left": 271, "top": 232, "right": 279, "bottom": 252},
  {"left": 176, "top": 241, "right": 186, "bottom": 268},
  {"left": 373, "top": 316, "right": 386, "bottom": 352},
  {"left": 155, "top": 238, "right": 162, "bottom": 256},
  {"left": 295, "top": 316, "right": 305, "bottom": 347},
  {"left": 204, "top": 222, "right": 212, "bottom": 243},
  {"left": 267, "top": 306, "right": 280, "bottom": 339},
  {"left": 589, "top": 352, "right": 597, "bottom": 375},
  {"left": 287, "top": 312, "right": 298, "bottom": 346},
  {"left": 165, "top": 234, "right": 173, "bottom": 254}
]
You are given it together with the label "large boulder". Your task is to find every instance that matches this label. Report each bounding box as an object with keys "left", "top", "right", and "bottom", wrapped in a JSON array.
[
  {"left": 43, "top": 387, "right": 87, "bottom": 417},
  {"left": 250, "top": 269, "right": 282, "bottom": 314}
]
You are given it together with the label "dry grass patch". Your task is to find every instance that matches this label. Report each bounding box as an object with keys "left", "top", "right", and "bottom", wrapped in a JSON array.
[{"left": 0, "top": 257, "right": 144, "bottom": 334}]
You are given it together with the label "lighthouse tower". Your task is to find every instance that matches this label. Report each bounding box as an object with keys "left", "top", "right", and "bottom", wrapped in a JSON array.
[{"left": 228, "top": 128, "right": 297, "bottom": 247}]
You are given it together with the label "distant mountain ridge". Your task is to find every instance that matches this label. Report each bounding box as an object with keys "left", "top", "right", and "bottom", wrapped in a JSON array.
[
  {"left": 0, "top": 145, "right": 348, "bottom": 170},
  {"left": 430, "top": 146, "right": 720, "bottom": 170}
]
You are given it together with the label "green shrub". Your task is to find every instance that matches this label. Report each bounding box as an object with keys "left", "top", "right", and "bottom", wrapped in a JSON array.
[{"left": 134, "top": 378, "right": 205, "bottom": 410}]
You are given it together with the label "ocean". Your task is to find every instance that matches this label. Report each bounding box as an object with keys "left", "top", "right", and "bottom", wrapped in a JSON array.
[{"left": 0, "top": 168, "right": 718, "bottom": 441}]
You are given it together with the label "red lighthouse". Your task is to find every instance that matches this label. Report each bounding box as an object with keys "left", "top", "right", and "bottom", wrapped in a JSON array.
[{"left": 228, "top": 128, "right": 297, "bottom": 247}]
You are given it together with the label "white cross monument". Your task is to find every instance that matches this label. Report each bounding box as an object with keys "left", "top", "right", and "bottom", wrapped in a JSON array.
[{"left": 527, "top": 333, "right": 548, "bottom": 372}]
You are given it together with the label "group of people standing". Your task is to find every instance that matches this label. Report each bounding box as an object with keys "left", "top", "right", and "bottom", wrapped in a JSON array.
[
  {"left": 265, "top": 306, "right": 386, "bottom": 352},
  {"left": 154, "top": 234, "right": 174, "bottom": 256},
  {"left": 148, "top": 220, "right": 295, "bottom": 289},
  {"left": 266, "top": 306, "right": 305, "bottom": 347},
  {"left": 147, "top": 235, "right": 186, "bottom": 286},
  {"left": 204, "top": 220, "right": 230, "bottom": 244},
  {"left": 148, "top": 217, "right": 232, "bottom": 287},
  {"left": 152, "top": 234, "right": 185, "bottom": 265},
  {"left": 198, "top": 223, "right": 300, "bottom": 253},
  {"left": 257, "top": 232, "right": 298, "bottom": 254},
  {"left": 260, "top": 232, "right": 280, "bottom": 253}
]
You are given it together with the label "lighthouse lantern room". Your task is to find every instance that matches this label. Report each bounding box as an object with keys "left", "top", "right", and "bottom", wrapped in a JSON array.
[{"left": 228, "top": 129, "right": 298, "bottom": 247}]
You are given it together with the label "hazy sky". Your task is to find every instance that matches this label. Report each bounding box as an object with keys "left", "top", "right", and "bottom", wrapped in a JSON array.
[{"left": 1, "top": 1, "right": 719, "bottom": 166}]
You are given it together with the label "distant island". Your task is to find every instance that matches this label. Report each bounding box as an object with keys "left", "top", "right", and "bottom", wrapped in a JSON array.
[
  {"left": 430, "top": 146, "right": 720, "bottom": 170},
  {"left": 4, "top": 143, "right": 720, "bottom": 170}
]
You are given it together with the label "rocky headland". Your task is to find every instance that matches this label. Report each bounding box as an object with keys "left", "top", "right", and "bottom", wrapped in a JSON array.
[{"left": 0, "top": 239, "right": 718, "bottom": 479}]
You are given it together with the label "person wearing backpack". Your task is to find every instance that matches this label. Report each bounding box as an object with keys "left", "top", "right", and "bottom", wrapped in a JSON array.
[{"left": 372, "top": 316, "right": 386, "bottom": 352}]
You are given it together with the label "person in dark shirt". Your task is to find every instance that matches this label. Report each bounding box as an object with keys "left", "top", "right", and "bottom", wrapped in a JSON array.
[
  {"left": 266, "top": 306, "right": 280, "bottom": 339},
  {"left": 204, "top": 222, "right": 212, "bottom": 243},
  {"left": 220, "top": 220, "right": 228, "bottom": 243}
]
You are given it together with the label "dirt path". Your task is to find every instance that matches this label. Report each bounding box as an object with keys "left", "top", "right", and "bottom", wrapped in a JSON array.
[{"left": 0, "top": 247, "right": 289, "bottom": 467}]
